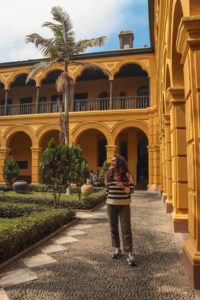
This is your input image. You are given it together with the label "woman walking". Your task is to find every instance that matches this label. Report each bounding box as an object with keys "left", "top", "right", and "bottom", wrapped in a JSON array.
[{"left": 105, "top": 154, "right": 136, "bottom": 266}]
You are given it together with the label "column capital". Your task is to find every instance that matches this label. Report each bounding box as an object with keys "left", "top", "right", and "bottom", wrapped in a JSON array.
[
  {"left": 177, "top": 16, "right": 200, "bottom": 63},
  {"left": 166, "top": 87, "right": 185, "bottom": 104},
  {"left": 106, "top": 145, "right": 117, "bottom": 151},
  {"left": 0, "top": 147, "right": 11, "bottom": 153},
  {"left": 163, "top": 113, "right": 170, "bottom": 124},
  {"left": 30, "top": 147, "right": 42, "bottom": 152}
]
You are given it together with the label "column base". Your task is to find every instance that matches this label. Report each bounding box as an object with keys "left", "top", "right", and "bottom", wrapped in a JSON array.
[
  {"left": 165, "top": 201, "right": 173, "bottom": 213},
  {"left": 183, "top": 246, "right": 200, "bottom": 288},
  {"left": 173, "top": 219, "right": 188, "bottom": 233},
  {"left": 0, "top": 181, "right": 7, "bottom": 186},
  {"left": 162, "top": 194, "right": 167, "bottom": 203}
]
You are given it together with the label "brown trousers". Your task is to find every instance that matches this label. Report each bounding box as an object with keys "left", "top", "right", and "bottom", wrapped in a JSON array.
[{"left": 107, "top": 204, "right": 133, "bottom": 253}]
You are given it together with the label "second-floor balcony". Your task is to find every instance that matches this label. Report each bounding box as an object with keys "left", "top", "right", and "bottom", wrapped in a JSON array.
[{"left": 0, "top": 96, "right": 149, "bottom": 116}]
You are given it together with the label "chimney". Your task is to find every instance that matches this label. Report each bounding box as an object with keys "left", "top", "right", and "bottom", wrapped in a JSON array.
[{"left": 119, "top": 30, "right": 134, "bottom": 49}]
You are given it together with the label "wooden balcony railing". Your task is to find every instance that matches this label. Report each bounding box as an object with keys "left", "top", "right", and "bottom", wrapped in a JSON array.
[{"left": 0, "top": 96, "right": 149, "bottom": 116}]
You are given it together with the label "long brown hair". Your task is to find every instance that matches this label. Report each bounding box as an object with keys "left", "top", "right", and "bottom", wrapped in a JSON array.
[{"left": 105, "top": 154, "right": 130, "bottom": 183}]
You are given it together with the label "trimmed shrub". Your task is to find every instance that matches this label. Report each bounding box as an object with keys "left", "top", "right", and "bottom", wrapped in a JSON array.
[
  {"left": 0, "top": 202, "right": 45, "bottom": 218},
  {"left": 0, "top": 189, "right": 106, "bottom": 210},
  {"left": 0, "top": 208, "right": 75, "bottom": 263},
  {"left": 3, "top": 156, "right": 19, "bottom": 184}
]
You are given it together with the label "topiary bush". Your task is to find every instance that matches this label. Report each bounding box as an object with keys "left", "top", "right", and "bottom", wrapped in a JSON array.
[{"left": 3, "top": 156, "right": 19, "bottom": 184}]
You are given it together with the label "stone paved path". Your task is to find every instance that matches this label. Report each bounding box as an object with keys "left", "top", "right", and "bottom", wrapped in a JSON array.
[{"left": 0, "top": 191, "right": 196, "bottom": 300}]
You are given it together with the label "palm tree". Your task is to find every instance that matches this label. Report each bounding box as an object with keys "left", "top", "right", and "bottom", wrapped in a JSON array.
[{"left": 26, "top": 6, "right": 109, "bottom": 145}]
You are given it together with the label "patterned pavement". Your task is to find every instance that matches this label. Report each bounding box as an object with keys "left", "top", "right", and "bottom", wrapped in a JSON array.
[{"left": 0, "top": 191, "right": 197, "bottom": 300}]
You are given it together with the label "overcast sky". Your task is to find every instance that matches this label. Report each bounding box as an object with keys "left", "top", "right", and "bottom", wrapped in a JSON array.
[{"left": 0, "top": 0, "right": 149, "bottom": 63}]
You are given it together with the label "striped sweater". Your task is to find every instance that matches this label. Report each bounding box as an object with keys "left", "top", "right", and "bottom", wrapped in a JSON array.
[{"left": 105, "top": 173, "right": 134, "bottom": 205}]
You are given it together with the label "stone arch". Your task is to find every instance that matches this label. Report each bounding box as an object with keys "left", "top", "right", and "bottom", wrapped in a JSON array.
[
  {"left": 0, "top": 130, "right": 5, "bottom": 147},
  {"left": 40, "top": 69, "right": 63, "bottom": 86},
  {"left": 4, "top": 126, "right": 36, "bottom": 148},
  {"left": 75, "top": 66, "right": 109, "bottom": 82},
  {"left": 37, "top": 124, "right": 60, "bottom": 145},
  {"left": 112, "top": 120, "right": 149, "bottom": 144},
  {"left": 8, "top": 71, "right": 32, "bottom": 89},
  {"left": 72, "top": 122, "right": 110, "bottom": 145},
  {"left": 112, "top": 61, "right": 149, "bottom": 79},
  {"left": 171, "top": 0, "right": 184, "bottom": 86}
]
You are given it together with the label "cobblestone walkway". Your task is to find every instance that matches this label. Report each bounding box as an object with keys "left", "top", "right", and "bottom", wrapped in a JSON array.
[{"left": 0, "top": 191, "right": 196, "bottom": 300}]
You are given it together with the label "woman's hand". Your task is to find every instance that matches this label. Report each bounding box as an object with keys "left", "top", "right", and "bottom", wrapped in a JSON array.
[{"left": 116, "top": 181, "right": 125, "bottom": 189}]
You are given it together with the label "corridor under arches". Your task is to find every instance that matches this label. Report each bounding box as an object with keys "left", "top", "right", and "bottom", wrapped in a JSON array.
[
  {"left": 8, "top": 131, "right": 32, "bottom": 183},
  {"left": 76, "top": 129, "right": 107, "bottom": 172},
  {"left": 115, "top": 127, "right": 148, "bottom": 189}
]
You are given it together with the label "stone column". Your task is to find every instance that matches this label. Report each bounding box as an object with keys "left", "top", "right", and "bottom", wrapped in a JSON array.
[
  {"left": 161, "top": 129, "right": 167, "bottom": 202},
  {"left": 177, "top": 16, "right": 200, "bottom": 288},
  {"left": 153, "top": 144, "right": 160, "bottom": 187},
  {"left": 106, "top": 145, "right": 117, "bottom": 162},
  {"left": 0, "top": 147, "right": 10, "bottom": 184},
  {"left": 4, "top": 89, "right": 8, "bottom": 115},
  {"left": 163, "top": 114, "right": 173, "bottom": 213},
  {"left": 148, "top": 77, "right": 151, "bottom": 106},
  {"left": 168, "top": 88, "right": 188, "bottom": 232},
  {"left": 36, "top": 86, "right": 40, "bottom": 113},
  {"left": 147, "top": 145, "right": 154, "bottom": 187},
  {"left": 31, "top": 147, "right": 42, "bottom": 184},
  {"left": 109, "top": 80, "right": 113, "bottom": 110}
]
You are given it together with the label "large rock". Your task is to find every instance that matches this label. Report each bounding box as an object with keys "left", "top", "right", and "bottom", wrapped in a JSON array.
[{"left": 13, "top": 180, "right": 28, "bottom": 193}]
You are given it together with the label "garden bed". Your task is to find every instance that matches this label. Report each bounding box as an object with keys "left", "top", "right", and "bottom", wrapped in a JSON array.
[
  {"left": 0, "top": 207, "right": 75, "bottom": 264},
  {"left": 0, "top": 189, "right": 106, "bottom": 210}
]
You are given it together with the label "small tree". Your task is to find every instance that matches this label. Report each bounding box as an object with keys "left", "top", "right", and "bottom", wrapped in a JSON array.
[
  {"left": 39, "top": 139, "right": 74, "bottom": 208},
  {"left": 71, "top": 145, "right": 89, "bottom": 200},
  {"left": 3, "top": 156, "right": 19, "bottom": 184},
  {"left": 99, "top": 160, "right": 110, "bottom": 185}
]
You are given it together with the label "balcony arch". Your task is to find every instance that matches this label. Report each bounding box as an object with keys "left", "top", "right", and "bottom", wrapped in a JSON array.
[{"left": 9, "top": 72, "right": 35, "bottom": 89}]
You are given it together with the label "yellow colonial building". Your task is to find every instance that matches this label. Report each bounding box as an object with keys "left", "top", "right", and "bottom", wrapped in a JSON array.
[{"left": 0, "top": 0, "right": 200, "bottom": 288}]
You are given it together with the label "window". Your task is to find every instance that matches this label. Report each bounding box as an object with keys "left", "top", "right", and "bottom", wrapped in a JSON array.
[
  {"left": 0, "top": 98, "right": 12, "bottom": 115},
  {"left": 137, "top": 86, "right": 149, "bottom": 96},
  {"left": 120, "top": 92, "right": 126, "bottom": 109},
  {"left": 99, "top": 92, "right": 109, "bottom": 110},
  {"left": 16, "top": 161, "right": 28, "bottom": 169},
  {"left": 74, "top": 93, "right": 88, "bottom": 111},
  {"left": 20, "top": 97, "right": 32, "bottom": 114},
  {"left": 51, "top": 95, "right": 60, "bottom": 112},
  {"left": 38, "top": 97, "right": 46, "bottom": 113}
]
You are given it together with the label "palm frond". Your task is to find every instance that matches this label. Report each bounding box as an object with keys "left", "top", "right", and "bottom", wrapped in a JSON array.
[
  {"left": 56, "top": 75, "right": 69, "bottom": 93},
  {"left": 73, "top": 36, "right": 107, "bottom": 54},
  {"left": 71, "top": 62, "right": 111, "bottom": 77},
  {"left": 26, "top": 61, "right": 53, "bottom": 83},
  {"left": 26, "top": 33, "right": 63, "bottom": 60}
]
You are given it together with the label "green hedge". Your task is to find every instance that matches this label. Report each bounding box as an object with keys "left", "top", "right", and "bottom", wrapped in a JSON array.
[
  {"left": 0, "top": 190, "right": 106, "bottom": 210},
  {"left": 28, "top": 184, "right": 103, "bottom": 194},
  {"left": 0, "top": 186, "right": 13, "bottom": 192},
  {"left": 0, "top": 202, "right": 45, "bottom": 218},
  {"left": 0, "top": 208, "right": 75, "bottom": 263}
]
